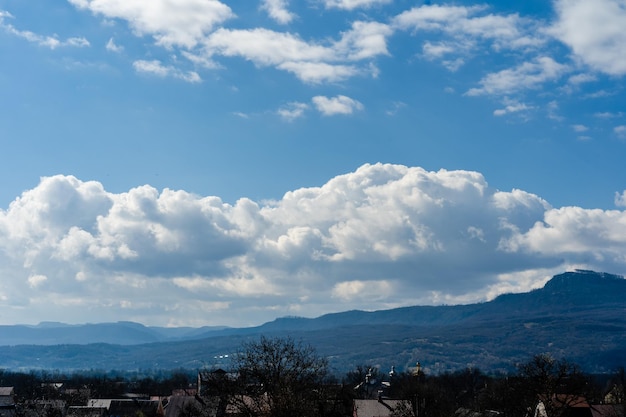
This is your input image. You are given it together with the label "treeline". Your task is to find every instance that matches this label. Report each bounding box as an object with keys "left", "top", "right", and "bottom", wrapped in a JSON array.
[
  {"left": 1, "top": 337, "right": 625, "bottom": 417},
  {"left": 0, "top": 368, "right": 196, "bottom": 402}
]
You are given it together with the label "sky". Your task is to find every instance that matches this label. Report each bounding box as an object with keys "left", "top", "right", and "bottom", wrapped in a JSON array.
[{"left": 0, "top": 0, "right": 625, "bottom": 328}]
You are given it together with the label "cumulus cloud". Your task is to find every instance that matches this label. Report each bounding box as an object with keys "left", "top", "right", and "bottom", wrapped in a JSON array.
[
  {"left": 199, "top": 24, "right": 389, "bottom": 83},
  {"left": 201, "top": 28, "right": 349, "bottom": 83},
  {"left": 59, "top": 0, "right": 392, "bottom": 85},
  {"left": 2, "top": 165, "right": 625, "bottom": 326},
  {"left": 334, "top": 21, "right": 392, "bottom": 60},
  {"left": 500, "top": 206, "right": 626, "bottom": 272},
  {"left": 615, "top": 191, "right": 626, "bottom": 208},
  {"left": 68, "top": 0, "right": 234, "bottom": 49},
  {"left": 550, "top": 0, "right": 626, "bottom": 76},
  {"left": 312, "top": 95, "right": 363, "bottom": 115}
]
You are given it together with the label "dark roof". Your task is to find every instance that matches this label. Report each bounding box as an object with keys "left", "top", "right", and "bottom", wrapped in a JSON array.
[
  {"left": 164, "top": 396, "right": 219, "bottom": 417},
  {"left": 354, "top": 399, "right": 410, "bottom": 417},
  {"left": 66, "top": 407, "right": 108, "bottom": 417},
  {"left": 0, "top": 388, "right": 14, "bottom": 397},
  {"left": 590, "top": 405, "right": 624, "bottom": 417},
  {"left": 108, "top": 400, "right": 162, "bottom": 417}
]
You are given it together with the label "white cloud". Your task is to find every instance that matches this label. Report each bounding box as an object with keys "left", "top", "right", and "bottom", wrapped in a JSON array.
[
  {"left": 105, "top": 37, "right": 123, "bottom": 52},
  {"left": 261, "top": 0, "right": 296, "bottom": 24},
  {"left": 199, "top": 25, "right": 387, "bottom": 84},
  {"left": 616, "top": 191, "right": 626, "bottom": 208},
  {"left": 422, "top": 41, "right": 460, "bottom": 60},
  {"left": 394, "top": 4, "right": 544, "bottom": 52},
  {"left": 278, "top": 102, "right": 309, "bottom": 121},
  {"left": 335, "top": 21, "right": 392, "bottom": 61},
  {"left": 282, "top": 61, "right": 360, "bottom": 84},
  {"left": 312, "top": 95, "right": 363, "bottom": 115},
  {"left": 322, "top": 0, "right": 392, "bottom": 10},
  {"left": 500, "top": 206, "right": 626, "bottom": 270},
  {"left": 68, "top": 0, "right": 234, "bottom": 49},
  {"left": 595, "top": 112, "right": 624, "bottom": 119},
  {"left": 466, "top": 57, "right": 569, "bottom": 96},
  {"left": 615, "top": 125, "right": 626, "bottom": 139},
  {"left": 180, "top": 51, "right": 220, "bottom": 69},
  {"left": 201, "top": 28, "right": 352, "bottom": 83},
  {"left": 28, "top": 274, "right": 48, "bottom": 289},
  {"left": 2, "top": 165, "right": 626, "bottom": 326},
  {"left": 332, "top": 280, "right": 393, "bottom": 302},
  {"left": 202, "top": 28, "right": 333, "bottom": 64},
  {"left": 550, "top": 0, "right": 626, "bottom": 76},
  {"left": 493, "top": 99, "right": 532, "bottom": 116},
  {"left": 0, "top": 11, "right": 90, "bottom": 49},
  {"left": 567, "top": 73, "right": 596, "bottom": 85},
  {"left": 133, "top": 60, "right": 202, "bottom": 83}
]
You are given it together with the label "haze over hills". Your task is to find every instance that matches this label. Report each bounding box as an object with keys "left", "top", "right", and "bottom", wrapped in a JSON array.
[
  {"left": 0, "top": 321, "right": 230, "bottom": 346},
  {"left": 1, "top": 270, "right": 625, "bottom": 375}
]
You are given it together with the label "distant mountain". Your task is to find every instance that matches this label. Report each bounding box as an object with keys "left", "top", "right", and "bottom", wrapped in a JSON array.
[
  {"left": 0, "top": 321, "right": 230, "bottom": 346},
  {"left": 0, "top": 270, "right": 625, "bottom": 375}
]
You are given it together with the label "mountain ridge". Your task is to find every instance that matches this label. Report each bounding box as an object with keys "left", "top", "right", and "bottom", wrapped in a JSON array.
[{"left": 1, "top": 270, "right": 624, "bottom": 374}]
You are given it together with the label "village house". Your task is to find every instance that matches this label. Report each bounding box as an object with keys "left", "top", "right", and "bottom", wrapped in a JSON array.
[
  {"left": 353, "top": 398, "right": 412, "bottom": 417},
  {"left": 0, "top": 387, "right": 15, "bottom": 417}
]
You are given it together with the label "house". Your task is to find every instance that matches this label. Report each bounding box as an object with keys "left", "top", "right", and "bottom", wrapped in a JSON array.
[
  {"left": 66, "top": 406, "right": 109, "bottom": 417},
  {"left": 533, "top": 395, "right": 592, "bottom": 417},
  {"left": 81, "top": 399, "right": 164, "bottom": 417},
  {"left": 353, "top": 398, "right": 412, "bottom": 417},
  {"left": 163, "top": 395, "right": 220, "bottom": 417},
  {"left": 198, "top": 369, "right": 232, "bottom": 397},
  {"left": 0, "top": 387, "right": 16, "bottom": 417},
  {"left": 589, "top": 405, "right": 624, "bottom": 417},
  {"left": 19, "top": 400, "right": 66, "bottom": 417},
  {"left": 107, "top": 399, "right": 164, "bottom": 417}
]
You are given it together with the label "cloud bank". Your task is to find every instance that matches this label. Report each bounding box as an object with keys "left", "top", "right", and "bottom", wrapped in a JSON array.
[{"left": 1, "top": 164, "right": 625, "bottom": 327}]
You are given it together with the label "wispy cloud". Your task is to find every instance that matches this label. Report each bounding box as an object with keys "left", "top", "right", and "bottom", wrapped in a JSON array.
[
  {"left": 133, "top": 60, "right": 202, "bottom": 83},
  {"left": 393, "top": 4, "right": 545, "bottom": 54},
  {"left": 322, "top": 0, "right": 393, "bottom": 11},
  {"left": 0, "top": 10, "right": 90, "bottom": 49},
  {"left": 105, "top": 37, "right": 123, "bottom": 53},
  {"left": 278, "top": 102, "right": 309, "bottom": 121},
  {"left": 493, "top": 99, "right": 532, "bottom": 116},
  {"left": 466, "top": 57, "right": 569, "bottom": 97}
]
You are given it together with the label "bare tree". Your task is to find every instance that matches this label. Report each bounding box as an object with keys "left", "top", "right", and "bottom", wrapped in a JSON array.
[
  {"left": 516, "top": 354, "right": 593, "bottom": 417},
  {"left": 229, "top": 336, "right": 329, "bottom": 417}
]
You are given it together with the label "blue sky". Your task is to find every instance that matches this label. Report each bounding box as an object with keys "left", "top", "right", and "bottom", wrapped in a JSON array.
[{"left": 0, "top": 0, "right": 625, "bottom": 327}]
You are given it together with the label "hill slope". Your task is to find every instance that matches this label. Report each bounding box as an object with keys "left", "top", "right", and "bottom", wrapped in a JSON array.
[{"left": 1, "top": 270, "right": 624, "bottom": 374}]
